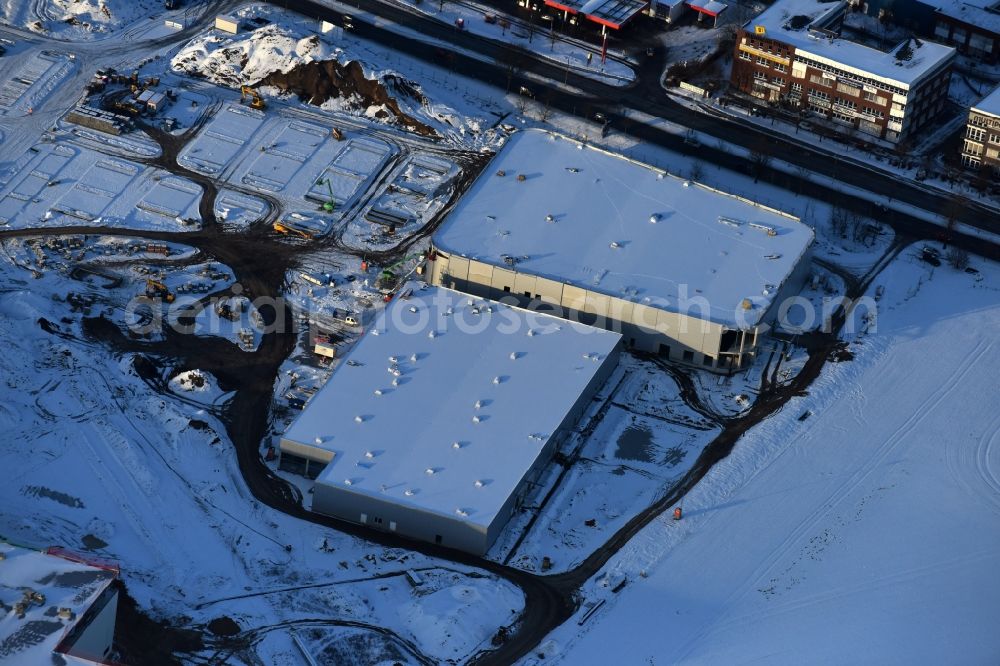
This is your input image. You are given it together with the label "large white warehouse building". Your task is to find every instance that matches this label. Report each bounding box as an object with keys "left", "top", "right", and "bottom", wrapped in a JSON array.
[
  {"left": 426, "top": 129, "right": 815, "bottom": 373},
  {"left": 279, "top": 285, "right": 622, "bottom": 555}
]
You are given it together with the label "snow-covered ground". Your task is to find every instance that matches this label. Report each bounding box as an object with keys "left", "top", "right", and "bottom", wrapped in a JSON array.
[
  {"left": 0, "top": 242, "right": 524, "bottom": 664},
  {"left": 0, "top": 0, "right": 162, "bottom": 40},
  {"left": 529, "top": 249, "right": 1000, "bottom": 664},
  {"left": 498, "top": 357, "right": 722, "bottom": 573},
  {"left": 0, "top": 142, "right": 202, "bottom": 231}
]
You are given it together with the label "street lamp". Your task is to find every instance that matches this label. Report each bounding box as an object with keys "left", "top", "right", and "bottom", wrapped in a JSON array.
[
  {"left": 526, "top": 3, "right": 539, "bottom": 43},
  {"left": 541, "top": 14, "right": 555, "bottom": 50}
]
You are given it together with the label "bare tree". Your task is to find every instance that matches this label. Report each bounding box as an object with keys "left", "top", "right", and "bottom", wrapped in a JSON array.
[
  {"left": 749, "top": 149, "right": 771, "bottom": 183},
  {"left": 946, "top": 247, "right": 970, "bottom": 270},
  {"left": 689, "top": 161, "right": 704, "bottom": 182},
  {"left": 829, "top": 206, "right": 849, "bottom": 238}
]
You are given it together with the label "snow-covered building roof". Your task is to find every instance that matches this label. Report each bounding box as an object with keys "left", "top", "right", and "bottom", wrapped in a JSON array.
[
  {"left": 925, "top": 0, "right": 1000, "bottom": 35},
  {"left": 751, "top": 0, "right": 955, "bottom": 88},
  {"left": 0, "top": 543, "right": 117, "bottom": 664},
  {"left": 282, "top": 285, "right": 621, "bottom": 530},
  {"left": 432, "top": 129, "right": 813, "bottom": 329},
  {"left": 972, "top": 84, "right": 1000, "bottom": 118}
]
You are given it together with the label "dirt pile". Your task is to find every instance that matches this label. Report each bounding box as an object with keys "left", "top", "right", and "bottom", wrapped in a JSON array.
[{"left": 258, "top": 60, "right": 436, "bottom": 136}]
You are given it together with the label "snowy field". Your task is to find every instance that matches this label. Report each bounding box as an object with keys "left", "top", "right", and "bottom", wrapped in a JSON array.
[
  {"left": 529, "top": 249, "right": 1000, "bottom": 664},
  {"left": 0, "top": 49, "right": 75, "bottom": 117},
  {"left": 0, "top": 143, "right": 202, "bottom": 231},
  {"left": 1, "top": 0, "right": 167, "bottom": 40}
]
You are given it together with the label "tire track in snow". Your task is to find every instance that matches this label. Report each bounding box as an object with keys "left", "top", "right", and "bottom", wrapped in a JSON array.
[
  {"left": 946, "top": 410, "right": 1000, "bottom": 516},
  {"left": 672, "top": 336, "right": 993, "bottom": 660}
]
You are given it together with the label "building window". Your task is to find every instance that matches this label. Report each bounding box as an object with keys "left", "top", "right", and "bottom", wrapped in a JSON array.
[
  {"left": 756, "top": 56, "right": 769, "bottom": 66},
  {"left": 774, "top": 63, "right": 787, "bottom": 73},
  {"left": 934, "top": 21, "right": 950, "bottom": 40},
  {"left": 739, "top": 50, "right": 752, "bottom": 61},
  {"left": 967, "top": 127, "right": 985, "bottom": 142},
  {"left": 753, "top": 70, "right": 767, "bottom": 81},
  {"left": 702, "top": 355, "right": 714, "bottom": 367},
  {"left": 683, "top": 350, "right": 694, "bottom": 362},
  {"left": 962, "top": 154, "right": 981, "bottom": 169},
  {"left": 964, "top": 140, "right": 983, "bottom": 156},
  {"left": 503, "top": 285, "right": 510, "bottom": 292},
  {"left": 838, "top": 99, "right": 857, "bottom": 110},
  {"left": 791, "top": 82, "right": 802, "bottom": 92},
  {"left": 772, "top": 77, "right": 785, "bottom": 86},
  {"left": 809, "top": 90, "right": 829, "bottom": 101},
  {"left": 989, "top": 134, "right": 1000, "bottom": 145}
]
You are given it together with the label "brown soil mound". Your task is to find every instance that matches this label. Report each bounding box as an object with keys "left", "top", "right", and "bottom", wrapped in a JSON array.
[{"left": 258, "top": 60, "right": 436, "bottom": 136}]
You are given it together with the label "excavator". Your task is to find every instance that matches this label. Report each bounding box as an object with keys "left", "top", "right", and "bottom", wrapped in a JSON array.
[
  {"left": 376, "top": 252, "right": 425, "bottom": 294},
  {"left": 240, "top": 85, "right": 265, "bottom": 110},
  {"left": 273, "top": 221, "right": 313, "bottom": 239},
  {"left": 145, "top": 279, "right": 175, "bottom": 303}
]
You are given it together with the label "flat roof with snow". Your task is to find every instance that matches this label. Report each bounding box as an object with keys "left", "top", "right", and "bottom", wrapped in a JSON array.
[
  {"left": 924, "top": 0, "right": 1000, "bottom": 36},
  {"left": 433, "top": 129, "right": 813, "bottom": 329},
  {"left": 0, "top": 543, "right": 116, "bottom": 663},
  {"left": 973, "top": 84, "right": 1000, "bottom": 118},
  {"left": 282, "top": 285, "right": 621, "bottom": 530},
  {"left": 752, "top": 0, "right": 954, "bottom": 88}
]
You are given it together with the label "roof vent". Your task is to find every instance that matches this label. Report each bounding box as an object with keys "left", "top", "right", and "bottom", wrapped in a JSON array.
[
  {"left": 472, "top": 415, "right": 482, "bottom": 424},
  {"left": 428, "top": 330, "right": 437, "bottom": 339},
  {"left": 474, "top": 400, "right": 483, "bottom": 409},
  {"left": 609, "top": 241, "right": 620, "bottom": 249},
  {"left": 354, "top": 415, "right": 364, "bottom": 423},
  {"left": 510, "top": 352, "right": 519, "bottom": 360},
  {"left": 374, "top": 389, "right": 383, "bottom": 396},
  {"left": 492, "top": 376, "right": 501, "bottom": 385},
  {"left": 404, "top": 489, "right": 415, "bottom": 496},
  {"left": 649, "top": 214, "right": 660, "bottom": 224},
  {"left": 344, "top": 479, "right": 354, "bottom": 485},
  {"left": 455, "top": 508, "right": 469, "bottom": 517},
  {"left": 545, "top": 214, "right": 554, "bottom": 223},
  {"left": 315, "top": 437, "right": 324, "bottom": 445},
  {"left": 527, "top": 329, "right": 535, "bottom": 337},
  {"left": 749, "top": 222, "right": 777, "bottom": 236},
  {"left": 365, "top": 451, "right": 375, "bottom": 459},
  {"left": 452, "top": 441, "right": 462, "bottom": 449},
  {"left": 425, "top": 467, "right": 436, "bottom": 475},
  {"left": 410, "top": 353, "right": 418, "bottom": 362},
  {"left": 474, "top": 479, "right": 485, "bottom": 488},
  {"left": 391, "top": 378, "right": 400, "bottom": 387}
]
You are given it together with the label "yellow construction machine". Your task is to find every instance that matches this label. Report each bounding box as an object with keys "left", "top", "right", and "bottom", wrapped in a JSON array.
[{"left": 240, "top": 85, "right": 265, "bottom": 110}]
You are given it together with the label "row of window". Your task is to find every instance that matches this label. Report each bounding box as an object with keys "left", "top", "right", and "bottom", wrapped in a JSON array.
[
  {"left": 793, "top": 54, "right": 907, "bottom": 97},
  {"left": 969, "top": 114, "right": 1000, "bottom": 129}
]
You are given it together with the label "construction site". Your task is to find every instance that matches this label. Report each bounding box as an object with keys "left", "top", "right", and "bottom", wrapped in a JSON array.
[{"left": 1, "top": 1, "right": 997, "bottom": 665}]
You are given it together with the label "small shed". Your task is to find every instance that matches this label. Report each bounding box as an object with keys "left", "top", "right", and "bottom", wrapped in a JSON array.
[{"left": 215, "top": 15, "right": 239, "bottom": 34}]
